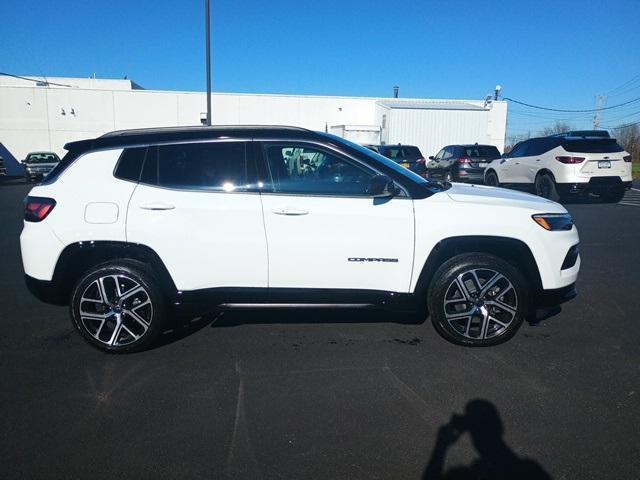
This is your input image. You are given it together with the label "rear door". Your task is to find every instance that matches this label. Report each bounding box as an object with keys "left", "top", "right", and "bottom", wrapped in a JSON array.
[
  {"left": 127, "top": 140, "right": 268, "bottom": 292},
  {"left": 256, "top": 141, "right": 415, "bottom": 293}
]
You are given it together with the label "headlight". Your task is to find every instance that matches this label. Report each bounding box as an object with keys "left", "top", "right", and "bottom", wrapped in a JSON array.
[{"left": 532, "top": 213, "right": 573, "bottom": 231}]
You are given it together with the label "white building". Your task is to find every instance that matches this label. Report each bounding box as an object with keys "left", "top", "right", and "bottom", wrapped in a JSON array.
[{"left": 0, "top": 75, "right": 507, "bottom": 166}]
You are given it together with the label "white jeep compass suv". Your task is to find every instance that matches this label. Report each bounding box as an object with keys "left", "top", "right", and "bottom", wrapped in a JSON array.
[
  {"left": 21, "top": 126, "right": 580, "bottom": 352},
  {"left": 484, "top": 131, "right": 632, "bottom": 202}
]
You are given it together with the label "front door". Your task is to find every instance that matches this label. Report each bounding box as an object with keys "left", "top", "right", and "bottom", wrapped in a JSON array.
[{"left": 256, "top": 141, "right": 415, "bottom": 293}]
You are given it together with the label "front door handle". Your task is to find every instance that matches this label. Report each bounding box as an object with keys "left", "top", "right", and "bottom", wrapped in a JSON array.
[
  {"left": 140, "top": 203, "right": 175, "bottom": 211},
  {"left": 272, "top": 208, "right": 308, "bottom": 216}
]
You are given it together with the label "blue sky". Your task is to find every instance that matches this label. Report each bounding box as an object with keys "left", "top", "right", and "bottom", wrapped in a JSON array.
[{"left": 2, "top": 0, "right": 640, "bottom": 136}]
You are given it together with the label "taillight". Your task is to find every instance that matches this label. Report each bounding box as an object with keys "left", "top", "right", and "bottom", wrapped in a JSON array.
[
  {"left": 457, "top": 157, "right": 472, "bottom": 164},
  {"left": 416, "top": 158, "right": 426, "bottom": 165},
  {"left": 24, "top": 196, "right": 56, "bottom": 222},
  {"left": 623, "top": 155, "right": 632, "bottom": 163},
  {"left": 555, "top": 156, "right": 586, "bottom": 164}
]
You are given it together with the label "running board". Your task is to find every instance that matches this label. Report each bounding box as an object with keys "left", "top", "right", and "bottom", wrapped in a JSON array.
[{"left": 218, "top": 303, "right": 376, "bottom": 309}]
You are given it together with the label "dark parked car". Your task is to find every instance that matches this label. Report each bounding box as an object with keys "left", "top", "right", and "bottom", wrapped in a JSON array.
[
  {"left": 366, "top": 144, "right": 427, "bottom": 177},
  {"left": 22, "top": 152, "right": 61, "bottom": 183},
  {"left": 427, "top": 144, "right": 501, "bottom": 183}
]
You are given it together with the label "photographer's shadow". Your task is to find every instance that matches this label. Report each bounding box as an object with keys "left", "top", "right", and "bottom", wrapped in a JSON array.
[{"left": 424, "top": 399, "right": 551, "bottom": 480}]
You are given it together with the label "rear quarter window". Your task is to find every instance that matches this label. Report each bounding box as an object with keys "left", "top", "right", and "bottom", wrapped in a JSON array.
[
  {"left": 40, "top": 150, "right": 80, "bottom": 185},
  {"left": 114, "top": 147, "right": 147, "bottom": 182}
]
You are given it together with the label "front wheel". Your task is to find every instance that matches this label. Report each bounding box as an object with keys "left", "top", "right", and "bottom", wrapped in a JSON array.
[
  {"left": 484, "top": 171, "right": 499, "bottom": 187},
  {"left": 427, "top": 253, "right": 529, "bottom": 346},
  {"left": 70, "top": 261, "right": 167, "bottom": 353}
]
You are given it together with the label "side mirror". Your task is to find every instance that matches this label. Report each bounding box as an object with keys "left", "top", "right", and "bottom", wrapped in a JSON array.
[
  {"left": 428, "top": 156, "right": 435, "bottom": 160},
  {"left": 368, "top": 174, "right": 400, "bottom": 197}
]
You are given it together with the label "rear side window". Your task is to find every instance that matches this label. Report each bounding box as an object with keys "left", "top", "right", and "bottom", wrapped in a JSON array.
[
  {"left": 141, "top": 141, "right": 248, "bottom": 191},
  {"left": 562, "top": 139, "right": 624, "bottom": 154},
  {"left": 114, "top": 147, "right": 147, "bottom": 182}
]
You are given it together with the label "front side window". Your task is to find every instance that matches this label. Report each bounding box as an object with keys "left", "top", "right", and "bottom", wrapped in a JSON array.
[
  {"left": 142, "top": 141, "right": 248, "bottom": 191},
  {"left": 509, "top": 142, "right": 529, "bottom": 158},
  {"left": 262, "top": 143, "right": 375, "bottom": 196},
  {"left": 442, "top": 147, "right": 454, "bottom": 160}
]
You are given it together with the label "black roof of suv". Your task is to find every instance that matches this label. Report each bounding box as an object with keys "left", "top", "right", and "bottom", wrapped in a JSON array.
[{"left": 66, "top": 126, "right": 320, "bottom": 153}]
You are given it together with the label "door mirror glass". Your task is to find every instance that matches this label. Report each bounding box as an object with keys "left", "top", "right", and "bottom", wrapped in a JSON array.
[
  {"left": 368, "top": 174, "right": 399, "bottom": 197},
  {"left": 428, "top": 156, "right": 435, "bottom": 160}
]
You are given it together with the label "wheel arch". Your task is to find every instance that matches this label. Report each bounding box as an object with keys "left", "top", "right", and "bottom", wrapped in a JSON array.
[
  {"left": 50, "top": 241, "right": 178, "bottom": 305},
  {"left": 535, "top": 168, "right": 555, "bottom": 181},
  {"left": 484, "top": 168, "right": 499, "bottom": 182},
  {"left": 414, "top": 235, "right": 543, "bottom": 297}
]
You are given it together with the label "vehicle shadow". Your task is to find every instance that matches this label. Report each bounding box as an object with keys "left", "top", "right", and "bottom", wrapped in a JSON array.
[
  {"left": 154, "top": 306, "right": 561, "bottom": 348},
  {"left": 152, "top": 308, "right": 423, "bottom": 348},
  {"left": 423, "top": 399, "right": 552, "bottom": 479}
]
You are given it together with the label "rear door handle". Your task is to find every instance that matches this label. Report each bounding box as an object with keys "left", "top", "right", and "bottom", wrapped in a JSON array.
[
  {"left": 272, "top": 208, "right": 308, "bottom": 216},
  {"left": 140, "top": 203, "right": 175, "bottom": 211}
]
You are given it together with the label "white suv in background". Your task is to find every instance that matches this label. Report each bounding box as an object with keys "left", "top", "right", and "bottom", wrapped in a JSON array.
[
  {"left": 21, "top": 126, "right": 580, "bottom": 353},
  {"left": 484, "top": 131, "right": 632, "bottom": 202}
]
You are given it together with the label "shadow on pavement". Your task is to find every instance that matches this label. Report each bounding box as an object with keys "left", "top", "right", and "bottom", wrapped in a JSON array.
[{"left": 423, "top": 399, "right": 552, "bottom": 480}]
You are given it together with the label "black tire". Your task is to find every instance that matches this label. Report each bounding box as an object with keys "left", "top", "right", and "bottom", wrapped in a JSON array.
[
  {"left": 427, "top": 253, "right": 529, "bottom": 347},
  {"left": 535, "top": 173, "right": 561, "bottom": 202},
  {"left": 70, "top": 260, "right": 167, "bottom": 353},
  {"left": 601, "top": 187, "right": 625, "bottom": 203},
  {"left": 484, "top": 170, "right": 499, "bottom": 187}
]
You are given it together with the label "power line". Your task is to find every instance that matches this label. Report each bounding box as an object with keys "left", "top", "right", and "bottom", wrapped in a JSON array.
[
  {"left": 504, "top": 96, "right": 640, "bottom": 113},
  {"left": 0, "top": 72, "right": 74, "bottom": 88},
  {"left": 602, "top": 119, "right": 640, "bottom": 129},
  {"left": 606, "top": 73, "right": 640, "bottom": 96}
]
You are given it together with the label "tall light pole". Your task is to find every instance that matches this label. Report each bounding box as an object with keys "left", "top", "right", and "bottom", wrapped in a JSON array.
[{"left": 205, "top": 0, "right": 212, "bottom": 126}]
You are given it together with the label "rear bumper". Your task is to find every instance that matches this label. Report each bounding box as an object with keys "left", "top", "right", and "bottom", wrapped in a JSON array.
[
  {"left": 427, "top": 169, "right": 485, "bottom": 183},
  {"left": 557, "top": 177, "right": 632, "bottom": 195},
  {"left": 25, "top": 275, "right": 67, "bottom": 305},
  {"left": 454, "top": 170, "right": 485, "bottom": 183},
  {"left": 535, "top": 283, "right": 577, "bottom": 308}
]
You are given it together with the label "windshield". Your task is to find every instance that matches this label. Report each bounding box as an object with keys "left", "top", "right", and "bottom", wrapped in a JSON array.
[
  {"left": 318, "top": 133, "right": 434, "bottom": 185},
  {"left": 26, "top": 153, "right": 60, "bottom": 164}
]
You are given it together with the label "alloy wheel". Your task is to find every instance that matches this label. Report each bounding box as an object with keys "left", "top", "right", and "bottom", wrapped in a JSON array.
[
  {"left": 443, "top": 268, "right": 517, "bottom": 340},
  {"left": 78, "top": 274, "right": 153, "bottom": 347}
]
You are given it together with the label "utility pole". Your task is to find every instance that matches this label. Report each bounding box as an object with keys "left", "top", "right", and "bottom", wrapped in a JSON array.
[
  {"left": 593, "top": 95, "right": 606, "bottom": 129},
  {"left": 205, "top": 0, "right": 212, "bottom": 126}
]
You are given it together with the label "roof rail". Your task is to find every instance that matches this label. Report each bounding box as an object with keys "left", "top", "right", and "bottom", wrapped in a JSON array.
[{"left": 549, "top": 130, "right": 610, "bottom": 139}]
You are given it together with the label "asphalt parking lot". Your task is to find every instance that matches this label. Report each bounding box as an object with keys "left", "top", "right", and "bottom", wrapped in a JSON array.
[{"left": 1, "top": 180, "right": 639, "bottom": 479}]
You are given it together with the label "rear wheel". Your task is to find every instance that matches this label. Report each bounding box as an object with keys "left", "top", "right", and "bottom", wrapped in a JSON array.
[
  {"left": 535, "top": 173, "right": 560, "bottom": 202},
  {"left": 70, "top": 261, "right": 167, "bottom": 353},
  {"left": 601, "top": 187, "right": 625, "bottom": 203},
  {"left": 484, "top": 170, "right": 499, "bottom": 187},
  {"left": 427, "top": 253, "right": 529, "bottom": 347}
]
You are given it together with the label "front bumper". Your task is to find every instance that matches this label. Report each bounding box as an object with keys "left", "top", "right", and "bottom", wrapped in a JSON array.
[{"left": 535, "top": 283, "right": 577, "bottom": 308}]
